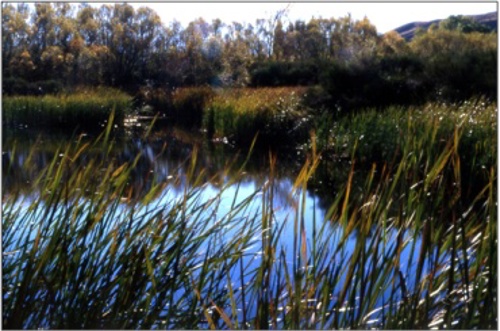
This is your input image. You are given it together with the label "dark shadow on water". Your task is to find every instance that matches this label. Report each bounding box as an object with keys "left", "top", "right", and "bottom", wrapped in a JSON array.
[{"left": 2, "top": 123, "right": 348, "bottom": 211}]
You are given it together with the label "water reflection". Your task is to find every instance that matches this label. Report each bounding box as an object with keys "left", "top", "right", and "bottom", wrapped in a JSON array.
[
  {"left": 1, "top": 125, "right": 423, "bottom": 272},
  {"left": 3, "top": 126, "right": 342, "bottom": 210}
]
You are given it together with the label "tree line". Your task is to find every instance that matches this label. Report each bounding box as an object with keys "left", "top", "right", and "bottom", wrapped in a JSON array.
[{"left": 2, "top": 3, "right": 497, "bottom": 109}]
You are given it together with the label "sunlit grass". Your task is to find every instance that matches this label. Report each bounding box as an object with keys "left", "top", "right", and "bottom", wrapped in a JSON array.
[
  {"left": 170, "top": 87, "right": 215, "bottom": 128},
  {"left": 316, "top": 99, "right": 496, "bottom": 166},
  {"left": 203, "top": 87, "right": 308, "bottom": 146}
]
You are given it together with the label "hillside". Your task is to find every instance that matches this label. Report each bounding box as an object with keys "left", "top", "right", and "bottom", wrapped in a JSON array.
[{"left": 393, "top": 11, "right": 497, "bottom": 40}]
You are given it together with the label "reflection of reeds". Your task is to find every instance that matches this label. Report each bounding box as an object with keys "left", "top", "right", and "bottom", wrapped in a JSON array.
[
  {"left": 2, "top": 103, "right": 496, "bottom": 329},
  {"left": 2, "top": 87, "right": 131, "bottom": 129}
]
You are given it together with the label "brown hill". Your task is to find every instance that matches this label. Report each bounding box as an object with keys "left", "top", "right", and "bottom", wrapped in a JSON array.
[{"left": 392, "top": 11, "right": 497, "bottom": 41}]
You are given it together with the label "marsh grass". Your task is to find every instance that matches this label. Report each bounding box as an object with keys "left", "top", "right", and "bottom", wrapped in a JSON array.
[
  {"left": 2, "top": 87, "right": 132, "bottom": 129},
  {"left": 315, "top": 99, "right": 496, "bottom": 188},
  {"left": 203, "top": 87, "right": 308, "bottom": 146},
  {"left": 2, "top": 102, "right": 497, "bottom": 329}
]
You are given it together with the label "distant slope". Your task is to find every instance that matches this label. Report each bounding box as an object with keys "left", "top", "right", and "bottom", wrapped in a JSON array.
[
  {"left": 392, "top": 11, "right": 497, "bottom": 41},
  {"left": 473, "top": 11, "right": 498, "bottom": 30}
]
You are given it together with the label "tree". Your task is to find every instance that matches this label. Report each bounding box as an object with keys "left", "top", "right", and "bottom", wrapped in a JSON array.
[
  {"left": 221, "top": 22, "right": 252, "bottom": 86},
  {"left": 2, "top": 3, "right": 31, "bottom": 78},
  {"left": 53, "top": 3, "right": 77, "bottom": 51},
  {"left": 30, "top": 3, "right": 57, "bottom": 80},
  {"left": 410, "top": 29, "right": 497, "bottom": 99},
  {"left": 378, "top": 31, "right": 409, "bottom": 57},
  {"left": 8, "top": 50, "right": 35, "bottom": 81},
  {"left": 439, "top": 15, "right": 493, "bottom": 33},
  {"left": 135, "top": 6, "right": 162, "bottom": 84},
  {"left": 272, "top": 20, "right": 285, "bottom": 60},
  {"left": 304, "top": 18, "right": 326, "bottom": 61},
  {"left": 76, "top": 4, "right": 99, "bottom": 46}
]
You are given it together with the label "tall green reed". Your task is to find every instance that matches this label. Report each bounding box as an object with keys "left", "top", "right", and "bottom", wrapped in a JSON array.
[{"left": 2, "top": 88, "right": 131, "bottom": 129}]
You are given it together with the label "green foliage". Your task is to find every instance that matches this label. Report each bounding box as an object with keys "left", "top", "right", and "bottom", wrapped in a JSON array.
[
  {"left": 410, "top": 30, "right": 497, "bottom": 100},
  {"left": 317, "top": 28, "right": 496, "bottom": 114},
  {"left": 249, "top": 61, "right": 321, "bottom": 87},
  {"left": 439, "top": 15, "right": 495, "bottom": 33},
  {"left": 319, "top": 60, "right": 424, "bottom": 111},
  {"left": 1, "top": 1, "right": 497, "bottom": 133},
  {"left": 2, "top": 2, "right": 496, "bottom": 107},
  {"left": 2, "top": 88, "right": 132, "bottom": 129},
  {"left": 318, "top": 99, "right": 496, "bottom": 179},
  {"left": 2, "top": 78, "right": 64, "bottom": 96}
]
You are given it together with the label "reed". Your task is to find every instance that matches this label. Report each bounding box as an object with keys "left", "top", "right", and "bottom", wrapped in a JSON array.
[
  {"left": 2, "top": 101, "right": 496, "bottom": 329},
  {"left": 317, "top": 99, "right": 496, "bottom": 167},
  {"left": 203, "top": 87, "right": 308, "bottom": 146},
  {"left": 2, "top": 87, "right": 132, "bottom": 130}
]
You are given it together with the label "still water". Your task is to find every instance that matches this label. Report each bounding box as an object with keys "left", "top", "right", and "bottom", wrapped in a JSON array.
[{"left": 3, "top": 123, "right": 345, "bottom": 219}]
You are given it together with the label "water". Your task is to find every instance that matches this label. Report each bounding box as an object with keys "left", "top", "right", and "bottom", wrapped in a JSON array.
[
  {"left": 1, "top": 124, "right": 477, "bottom": 328},
  {"left": 2, "top": 124, "right": 335, "bottom": 261}
]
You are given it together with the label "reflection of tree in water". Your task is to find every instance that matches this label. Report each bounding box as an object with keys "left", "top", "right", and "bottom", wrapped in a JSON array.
[
  {"left": 2, "top": 129, "right": 293, "bottom": 197},
  {"left": 3, "top": 127, "right": 356, "bottom": 214},
  {"left": 306, "top": 158, "right": 364, "bottom": 211}
]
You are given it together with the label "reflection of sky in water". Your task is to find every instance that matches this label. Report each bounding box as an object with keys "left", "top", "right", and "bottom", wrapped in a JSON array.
[{"left": 140, "top": 173, "right": 432, "bottom": 317}]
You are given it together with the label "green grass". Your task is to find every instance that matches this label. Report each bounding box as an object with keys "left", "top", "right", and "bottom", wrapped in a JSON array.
[
  {"left": 315, "top": 99, "right": 496, "bottom": 166},
  {"left": 2, "top": 102, "right": 497, "bottom": 329},
  {"left": 2, "top": 87, "right": 132, "bottom": 129},
  {"left": 203, "top": 87, "right": 308, "bottom": 146}
]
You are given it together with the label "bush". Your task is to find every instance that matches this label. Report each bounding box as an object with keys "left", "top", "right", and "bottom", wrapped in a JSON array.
[
  {"left": 249, "top": 61, "right": 320, "bottom": 87},
  {"left": 410, "top": 30, "right": 497, "bottom": 101},
  {"left": 319, "top": 56, "right": 432, "bottom": 113},
  {"left": 320, "top": 62, "right": 384, "bottom": 111}
]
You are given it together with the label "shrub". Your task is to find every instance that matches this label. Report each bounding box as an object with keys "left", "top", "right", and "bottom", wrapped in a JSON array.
[{"left": 249, "top": 61, "right": 320, "bottom": 87}]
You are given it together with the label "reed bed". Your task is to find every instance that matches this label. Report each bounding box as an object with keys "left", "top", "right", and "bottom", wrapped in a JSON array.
[
  {"left": 2, "top": 102, "right": 497, "bottom": 329},
  {"left": 317, "top": 99, "right": 496, "bottom": 166},
  {"left": 2, "top": 88, "right": 132, "bottom": 129},
  {"left": 203, "top": 87, "right": 308, "bottom": 146}
]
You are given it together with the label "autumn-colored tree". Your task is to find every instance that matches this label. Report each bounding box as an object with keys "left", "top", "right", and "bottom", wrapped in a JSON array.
[
  {"left": 76, "top": 4, "right": 99, "bottom": 46},
  {"left": 378, "top": 31, "right": 409, "bottom": 57},
  {"left": 410, "top": 29, "right": 496, "bottom": 99},
  {"left": 2, "top": 3, "right": 31, "bottom": 78},
  {"left": 1, "top": 2, "right": 495, "bottom": 104}
]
